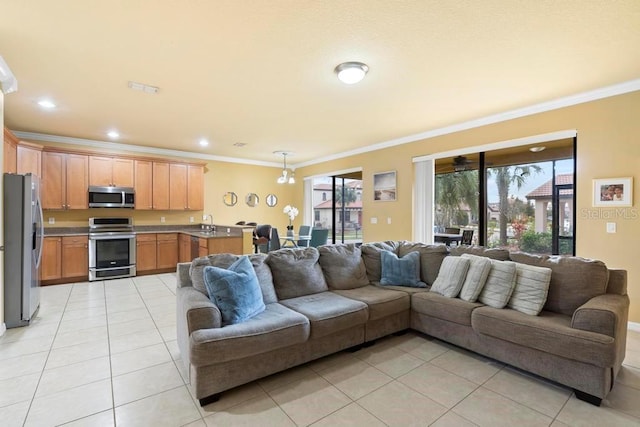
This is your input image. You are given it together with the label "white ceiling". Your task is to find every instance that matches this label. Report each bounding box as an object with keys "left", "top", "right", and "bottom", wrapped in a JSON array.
[{"left": 1, "top": 1, "right": 639, "bottom": 166}]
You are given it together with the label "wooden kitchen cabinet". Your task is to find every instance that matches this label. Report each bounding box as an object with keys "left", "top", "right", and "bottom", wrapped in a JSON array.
[
  {"left": 197, "top": 236, "right": 243, "bottom": 257},
  {"left": 187, "top": 164, "right": 204, "bottom": 210},
  {"left": 168, "top": 163, "right": 204, "bottom": 211},
  {"left": 134, "top": 160, "right": 153, "bottom": 210},
  {"left": 42, "top": 151, "right": 88, "bottom": 210},
  {"left": 40, "top": 237, "right": 62, "bottom": 281},
  {"left": 17, "top": 142, "right": 42, "bottom": 177},
  {"left": 169, "top": 163, "right": 188, "bottom": 210},
  {"left": 136, "top": 233, "right": 157, "bottom": 272},
  {"left": 4, "top": 127, "right": 17, "bottom": 173},
  {"left": 179, "top": 233, "right": 193, "bottom": 263},
  {"left": 89, "top": 156, "right": 134, "bottom": 187},
  {"left": 156, "top": 233, "right": 178, "bottom": 269},
  {"left": 62, "top": 236, "right": 88, "bottom": 279},
  {"left": 152, "top": 162, "right": 170, "bottom": 210}
]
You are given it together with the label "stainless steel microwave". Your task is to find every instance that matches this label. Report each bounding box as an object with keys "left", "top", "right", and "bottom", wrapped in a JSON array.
[{"left": 88, "top": 186, "right": 135, "bottom": 208}]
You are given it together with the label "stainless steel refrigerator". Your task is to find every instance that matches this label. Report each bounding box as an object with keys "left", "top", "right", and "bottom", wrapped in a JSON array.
[{"left": 3, "top": 173, "right": 44, "bottom": 328}]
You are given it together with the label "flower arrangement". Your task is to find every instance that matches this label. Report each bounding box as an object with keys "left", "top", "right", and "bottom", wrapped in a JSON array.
[{"left": 283, "top": 205, "right": 299, "bottom": 231}]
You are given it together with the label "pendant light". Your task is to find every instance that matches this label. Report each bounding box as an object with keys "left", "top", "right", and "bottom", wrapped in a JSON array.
[{"left": 275, "top": 151, "right": 295, "bottom": 184}]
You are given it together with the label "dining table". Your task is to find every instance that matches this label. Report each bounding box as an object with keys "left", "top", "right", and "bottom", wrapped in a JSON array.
[
  {"left": 280, "top": 234, "right": 311, "bottom": 248},
  {"left": 434, "top": 233, "right": 462, "bottom": 246}
]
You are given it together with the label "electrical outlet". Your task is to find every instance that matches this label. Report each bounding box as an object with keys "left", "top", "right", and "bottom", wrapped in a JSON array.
[
  {"left": 387, "top": 217, "right": 392, "bottom": 224},
  {"left": 202, "top": 215, "right": 207, "bottom": 221},
  {"left": 371, "top": 217, "right": 378, "bottom": 224},
  {"left": 160, "top": 217, "right": 166, "bottom": 223},
  {"left": 189, "top": 216, "right": 194, "bottom": 223},
  {"left": 48, "top": 217, "right": 55, "bottom": 225}
]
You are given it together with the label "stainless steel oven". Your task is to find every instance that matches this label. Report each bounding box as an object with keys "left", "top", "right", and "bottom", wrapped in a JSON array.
[{"left": 88, "top": 217, "right": 136, "bottom": 281}]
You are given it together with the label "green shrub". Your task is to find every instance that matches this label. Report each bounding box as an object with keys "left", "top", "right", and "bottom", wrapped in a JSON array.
[{"left": 520, "top": 230, "right": 552, "bottom": 254}]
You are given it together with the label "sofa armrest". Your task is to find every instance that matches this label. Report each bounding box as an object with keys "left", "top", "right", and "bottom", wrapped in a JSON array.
[
  {"left": 177, "top": 286, "right": 222, "bottom": 333},
  {"left": 571, "top": 294, "right": 630, "bottom": 338}
]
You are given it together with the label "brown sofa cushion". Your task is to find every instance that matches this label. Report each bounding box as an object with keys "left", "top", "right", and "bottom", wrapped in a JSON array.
[
  {"left": 318, "top": 244, "right": 369, "bottom": 290},
  {"left": 360, "top": 241, "right": 402, "bottom": 282},
  {"left": 411, "top": 292, "right": 483, "bottom": 326},
  {"left": 450, "top": 245, "right": 511, "bottom": 260},
  {"left": 510, "top": 252, "right": 609, "bottom": 316},
  {"left": 397, "top": 242, "right": 449, "bottom": 285},
  {"left": 280, "top": 292, "right": 368, "bottom": 339},
  {"left": 472, "top": 306, "right": 615, "bottom": 367},
  {"left": 267, "top": 247, "right": 328, "bottom": 300},
  {"left": 189, "top": 253, "right": 277, "bottom": 304}
]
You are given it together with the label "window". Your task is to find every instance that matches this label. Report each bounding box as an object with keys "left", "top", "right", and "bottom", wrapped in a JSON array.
[
  {"left": 433, "top": 138, "right": 575, "bottom": 254},
  {"left": 312, "top": 171, "right": 363, "bottom": 244}
]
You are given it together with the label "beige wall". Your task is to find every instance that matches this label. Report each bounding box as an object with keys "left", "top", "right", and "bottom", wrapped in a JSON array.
[
  {"left": 0, "top": 91, "right": 4, "bottom": 332},
  {"left": 295, "top": 91, "right": 640, "bottom": 323}
]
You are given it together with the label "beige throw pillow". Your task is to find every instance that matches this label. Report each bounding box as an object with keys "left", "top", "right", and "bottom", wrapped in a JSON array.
[
  {"left": 508, "top": 262, "right": 552, "bottom": 315},
  {"left": 459, "top": 254, "right": 492, "bottom": 302},
  {"left": 478, "top": 260, "right": 517, "bottom": 308},
  {"left": 430, "top": 256, "right": 470, "bottom": 298}
]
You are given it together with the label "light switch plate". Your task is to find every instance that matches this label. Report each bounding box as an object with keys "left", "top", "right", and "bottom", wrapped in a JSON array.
[
  {"left": 371, "top": 217, "right": 378, "bottom": 224},
  {"left": 606, "top": 222, "right": 616, "bottom": 233},
  {"left": 160, "top": 217, "right": 166, "bottom": 223},
  {"left": 48, "top": 217, "right": 55, "bottom": 224},
  {"left": 387, "top": 217, "right": 392, "bottom": 224},
  {"left": 189, "top": 216, "right": 194, "bottom": 223}
]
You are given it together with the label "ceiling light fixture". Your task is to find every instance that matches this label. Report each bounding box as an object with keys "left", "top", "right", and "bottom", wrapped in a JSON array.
[
  {"left": 107, "top": 130, "right": 120, "bottom": 139},
  {"left": 529, "top": 146, "right": 546, "bottom": 153},
  {"left": 37, "top": 99, "right": 56, "bottom": 109},
  {"left": 0, "top": 55, "right": 17, "bottom": 94},
  {"left": 274, "top": 151, "right": 295, "bottom": 184},
  {"left": 335, "top": 62, "right": 369, "bottom": 84},
  {"left": 199, "top": 139, "right": 209, "bottom": 147},
  {"left": 128, "top": 81, "right": 159, "bottom": 94}
]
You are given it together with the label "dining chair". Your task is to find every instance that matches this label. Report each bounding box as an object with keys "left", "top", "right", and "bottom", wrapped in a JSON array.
[
  {"left": 269, "top": 227, "right": 281, "bottom": 251},
  {"left": 235, "top": 221, "right": 246, "bottom": 225},
  {"left": 297, "top": 225, "right": 312, "bottom": 247},
  {"left": 461, "top": 229, "right": 474, "bottom": 245},
  {"left": 309, "top": 228, "right": 329, "bottom": 247},
  {"left": 253, "top": 224, "right": 271, "bottom": 253},
  {"left": 444, "top": 227, "right": 460, "bottom": 234}
]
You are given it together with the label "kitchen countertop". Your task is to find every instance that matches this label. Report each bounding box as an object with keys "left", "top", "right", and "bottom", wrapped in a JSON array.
[{"left": 44, "top": 224, "right": 246, "bottom": 238}]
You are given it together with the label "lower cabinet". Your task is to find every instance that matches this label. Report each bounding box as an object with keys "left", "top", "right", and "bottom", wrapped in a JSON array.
[
  {"left": 136, "top": 233, "right": 179, "bottom": 273},
  {"left": 198, "top": 236, "right": 243, "bottom": 257},
  {"left": 41, "top": 236, "right": 88, "bottom": 283}
]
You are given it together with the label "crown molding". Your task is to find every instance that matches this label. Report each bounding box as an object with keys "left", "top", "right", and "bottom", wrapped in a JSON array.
[
  {"left": 13, "top": 78, "right": 640, "bottom": 170},
  {"left": 11, "top": 131, "right": 283, "bottom": 168},
  {"left": 294, "top": 78, "right": 640, "bottom": 169}
]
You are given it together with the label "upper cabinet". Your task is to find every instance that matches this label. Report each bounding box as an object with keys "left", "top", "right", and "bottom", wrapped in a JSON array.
[
  {"left": 134, "top": 160, "right": 153, "bottom": 210},
  {"left": 152, "top": 162, "right": 170, "bottom": 210},
  {"left": 4, "top": 127, "right": 18, "bottom": 173},
  {"left": 42, "top": 151, "right": 89, "bottom": 210},
  {"left": 17, "top": 142, "right": 43, "bottom": 177},
  {"left": 169, "top": 163, "right": 204, "bottom": 210},
  {"left": 89, "top": 156, "right": 134, "bottom": 187}
]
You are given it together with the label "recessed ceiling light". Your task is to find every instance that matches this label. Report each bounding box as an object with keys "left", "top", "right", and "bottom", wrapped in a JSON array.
[
  {"left": 37, "top": 99, "right": 56, "bottom": 109},
  {"left": 199, "top": 139, "right": 209, "bottom": 147},
  {"left": 335, "top": 62, "right": 369, "bottom": 84},
  {"left": 529, "top": 146, "right": 546, "bottom": 153},
  {"left": 107, "top": 130, "right": 120, "bottom": 139}
]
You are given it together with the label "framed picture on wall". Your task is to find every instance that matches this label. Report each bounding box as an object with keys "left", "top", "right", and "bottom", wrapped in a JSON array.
[
  {"left": 373, "top": 171, "right": 397, "bottom": 201},
  {"left": 593, "top": 177, "right": 633, "bottom": 207}
]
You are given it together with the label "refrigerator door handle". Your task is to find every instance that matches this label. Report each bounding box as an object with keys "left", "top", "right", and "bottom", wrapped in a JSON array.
[{"left": 35, "top": 197, "right": 44, "bottom": 268}]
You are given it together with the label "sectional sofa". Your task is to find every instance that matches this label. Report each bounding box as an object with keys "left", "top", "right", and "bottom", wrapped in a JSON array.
[{"left": 176, "top": 242, "right": 629, "bottom": 407}]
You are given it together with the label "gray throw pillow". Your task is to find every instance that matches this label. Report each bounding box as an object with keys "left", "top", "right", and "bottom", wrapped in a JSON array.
[
  {"left": 266, "top": 247, "right": 328, "bottom": 300},
  {"left": 190, "top": 253, "right": 277, "bottom": 304},
  {"left": 508, "top": 262, "right": 552, "bottom": 315},
  {"left": 459, "top": 254, "right": 492, "bottom": 302},
  {"left": 430, "top": 256, "right": 470, "bottom": 297},
  {"left": 318, "top": 244, "right": 369, "bottom": 290},
  {"left": 360, "top": 241, "right": 402, "bottom": 282},
  {"left": 397, "top": 242, "right": 449, "bottom": 285},
  {"left": 478, "top": 260, "right": 517, "bottom": 308}
]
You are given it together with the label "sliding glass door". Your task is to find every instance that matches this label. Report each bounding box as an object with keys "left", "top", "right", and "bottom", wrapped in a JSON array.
[{"left": 312, "top": 172, "right": 363, "bottom": 244}]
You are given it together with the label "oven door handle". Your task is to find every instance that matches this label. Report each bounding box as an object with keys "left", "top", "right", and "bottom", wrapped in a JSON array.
[{"left": 89, "top": 233, "right": 137, "bottom": 240}]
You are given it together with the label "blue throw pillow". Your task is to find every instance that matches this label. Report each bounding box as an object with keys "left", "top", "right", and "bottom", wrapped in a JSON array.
[
  {"left": 379, "top": 250, "right": 427, "bottom": 288},
  {"left": 203, "top": 256, "right": 265, "bottom": 325}
]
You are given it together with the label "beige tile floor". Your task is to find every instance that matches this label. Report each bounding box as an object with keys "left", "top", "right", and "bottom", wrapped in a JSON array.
[{"left": 1, "top": 274, "right": 639, "bottom": 426}]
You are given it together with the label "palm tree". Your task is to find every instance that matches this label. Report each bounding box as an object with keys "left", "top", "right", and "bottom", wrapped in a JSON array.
[
  {"left": 489, "top": 165, "right": 541, "bottom": 245},
  {"left": 435, "top": 170, "right": 478, "bottom": 228}
]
